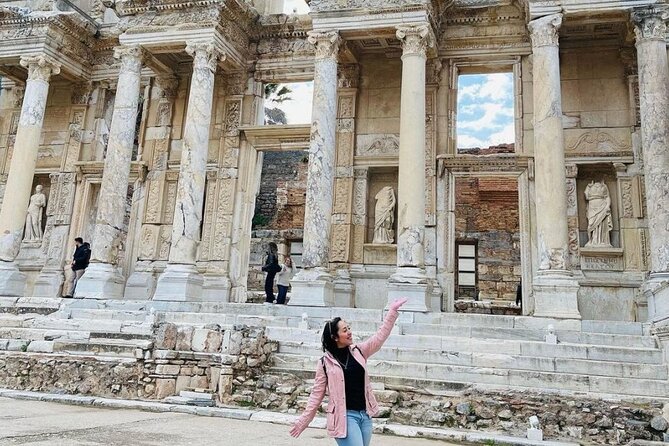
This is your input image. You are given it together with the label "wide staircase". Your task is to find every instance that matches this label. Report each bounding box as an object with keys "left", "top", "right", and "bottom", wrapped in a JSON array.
[{"left": 0, "top": 297, "right": 666, "bottom": 400}]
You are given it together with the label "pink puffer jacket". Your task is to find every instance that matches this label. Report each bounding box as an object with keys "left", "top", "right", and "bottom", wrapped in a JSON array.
[{"left": 292, "top": 308, "right": 399, "bottom": 439}]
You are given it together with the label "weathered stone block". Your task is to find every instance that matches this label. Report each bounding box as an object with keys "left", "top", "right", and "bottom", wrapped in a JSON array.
[
  {"left": 155, "top": 323, "right": 177, "bottom": 350},
  {"left": 155, "top": 378, "right": 176, "bottom": 399},
  {"left": 176, "top": 326, "right": 193, "bottom": 351},
  {"left": 155, "top": 364, "right": 180, "bottom": 375},
  {"left": 192, "top": 329, "right": 223, "bottom": 353}
]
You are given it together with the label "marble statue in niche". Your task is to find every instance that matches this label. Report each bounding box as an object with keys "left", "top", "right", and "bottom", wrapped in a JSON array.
[
  {"left": 23, "top": 185, "right": 46, "bottom": 241},
  {"left": 372, "top": 186, "right": 396, "bottom": 244},
  {"left": 584, "top": 180, "right": 613, "bottom": 247}
]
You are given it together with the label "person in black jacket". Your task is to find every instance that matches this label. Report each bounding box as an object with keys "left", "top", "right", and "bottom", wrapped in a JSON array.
[
  {"left": 63, "top": 237, "right": 91, "bottom": 298},
  {"left": 262, "top": 242, "right": 280, "bottom": 304}
]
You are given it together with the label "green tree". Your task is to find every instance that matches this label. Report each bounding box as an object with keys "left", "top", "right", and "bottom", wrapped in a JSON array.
[{"left": 264, "top": 83, "right": 293, "bottom": 125}]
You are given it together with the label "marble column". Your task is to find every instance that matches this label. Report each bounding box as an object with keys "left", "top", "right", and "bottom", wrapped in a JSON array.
[
  {"left": 153, "top": 42, "right": 222, "bottom": 301},
  {"left": 0, "top": 55, "right": 60, "bottom": 296},
  {"left": 289, "top": 31, "right": 341, "bottom": 307},
  {"left": 386, "top": 24, "right": 433, "bottom": 312},
  {"left": 75, "top": 46, "right": 145, "bottom": 299},
  {"left": 632, "top": 7, "right": 669, "bottom": 324},
  {"left": 528, "top": 14, "right": 581, "bottom": 319}
]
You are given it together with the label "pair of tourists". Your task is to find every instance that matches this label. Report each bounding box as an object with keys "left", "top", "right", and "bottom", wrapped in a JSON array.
[
  {"left": 262, "top": 242, "right": 293, "bottom": 304},
  {"left": 290, "top": 298, "right": 408, "bottom": 446}
]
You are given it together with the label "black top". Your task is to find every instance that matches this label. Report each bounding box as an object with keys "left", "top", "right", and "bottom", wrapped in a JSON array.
[
  {"left": 334, "top": 347, "right": 366, "bottom": 411},
  {"left": 72, "top": 243, "right": 91, "bottom": 271},
  {"left": 262, "top": 252, "right": 280, "bottom": 274}
]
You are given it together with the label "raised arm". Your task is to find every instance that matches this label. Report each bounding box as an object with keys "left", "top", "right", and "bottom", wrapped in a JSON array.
[
  {"left": 357, "top": 298, "right": 407, "bottom": 359},
  {"left": 290, "top": 359, "right": 328, "bottom": 437}
]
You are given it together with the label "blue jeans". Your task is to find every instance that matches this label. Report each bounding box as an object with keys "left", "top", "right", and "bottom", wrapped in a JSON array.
[
  {"left": 277, "top": 285, "right": 288, "bottom": 304},
  {"left": 335, "top": 410, "right": 372, "bottom": 446}
]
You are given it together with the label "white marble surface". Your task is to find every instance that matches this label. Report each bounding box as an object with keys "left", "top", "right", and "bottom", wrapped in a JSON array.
[
  {"left": 298, "top": 31, "right": 340, "bottom": 270},
  {"left": 74, "top": 46, "right": 144, "bottom": 299},
  {"left": 89, "top": 46, "right": 144, "bottom": 266},
  {"left": 167, "top": 42, "right": 221, "bottom": 265},
  {"left": 0, "top": 56, "right": 59, "bottom": 263}
]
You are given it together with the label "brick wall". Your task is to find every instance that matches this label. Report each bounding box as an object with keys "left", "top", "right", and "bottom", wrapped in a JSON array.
[{"left": 455, "top": 177, "right": 521, "bottom": 302}]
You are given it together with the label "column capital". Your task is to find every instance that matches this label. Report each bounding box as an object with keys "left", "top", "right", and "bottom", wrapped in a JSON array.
[
  {"left": 155, "top": 75, "right": 179, "bottom": 99},
  {"left": 632, "top": 6, "right": 669, "bottom": 42},
  {"left": 113, "top": 45, "right": 146, "bottom": 74},
  {"left": 396, "top": 24, "right": 434, "bottom": 57},
  {"left": 337, "top": 63, "right": 359, "bottom": 89},
  {"left": 19, "top": 55, "right": 61, "bottom": 82},
  {"left": 307, "top": 30, "right": 341, "bottom": 61},
  {"left": 528, "top": 13, "right": 562, "bottom": 48},
  {"left": 185, "top": 41, "right": 225, "bottom": 72}
]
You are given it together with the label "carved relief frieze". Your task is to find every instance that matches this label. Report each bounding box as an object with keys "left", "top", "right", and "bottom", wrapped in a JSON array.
[
  {"left": 338, "top": 96, "right": 355, "bottom": 119},
  {"left": 139, "top": 224, "right": 159, "bottom": 259},
  {"left": 158, "top": 225, "right": 172, "bottom": 260},
  {"left": 224, "top": 99, "right": 242, "bottom": 136},
  {"left": 620, "top": 178, "right": 634, "bottom": 218},
  {"left": 336, "top": 134, "right": 354, "bottom": 168},
  {"left": 568, "top": 217, "right": 580, "bottom": 267},
  {"left": 162, "top": 180, "right": 177, "bottom": 224},
  {"left": 350, "top": 224, "right": 365, "bottom": 264},
  {"left": 565, "top": 129, "right": 632, "bottom": 157},
  {"left": 355, "top": 135, "right": 399, "bottom": 157},
  {"left": 337, "top": 118, "right": 354, "bottom": 133},
  {"left": 330, "top": 224, "right": 350, "bottom": 263}
]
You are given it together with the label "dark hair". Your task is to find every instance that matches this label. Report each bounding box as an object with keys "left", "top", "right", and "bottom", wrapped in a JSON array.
[
  {"left": 268, "top": 242, "right": 278, "bottom": 253},
  {"left": 321, "top": 317, "right": 342, "bottom": 355},
  {"left": 74, "top": 237, "right": 83, "bottom": 244}
]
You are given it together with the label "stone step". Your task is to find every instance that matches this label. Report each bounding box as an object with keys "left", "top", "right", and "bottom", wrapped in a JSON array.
[
  {"left": 271, "top": 355, "right": 669, "bottom": 398},
  {"left": 52, "top": 338, "right": 153, "bottom": 358},
  {"left": 0, "top": 327, "right": 90, "bottom": 342},
  {"left": 68, "top": 308, "right": 150, "bottom": 322},
  {"left": 273, "top": 346, "right": 668, "bottom": 380},
  {"left": 268, "top": 328, "right": 664, "bottom": 365},
  {"left": 23, "top": 318, "right": 153, "bottom": 336},
  {"left": 0, "top": 297, "right": 61, "bottom": 315}
]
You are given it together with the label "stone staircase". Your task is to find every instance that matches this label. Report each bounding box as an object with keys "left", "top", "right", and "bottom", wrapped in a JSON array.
[{"left": 0, "top": 297, "right": 666, "bottom": 400}]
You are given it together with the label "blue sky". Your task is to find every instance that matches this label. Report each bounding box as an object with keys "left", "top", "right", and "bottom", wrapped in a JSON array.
[
  {"left": 457, "top": 73, "right": 515, "bottom": 150},
  {"left": 267, "top": 82, "right": 313, "bottom": 125}
]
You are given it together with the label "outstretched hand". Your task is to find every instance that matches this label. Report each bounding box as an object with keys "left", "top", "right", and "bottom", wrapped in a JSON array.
[
  {"left": 289, "top": 424, "right": 302, "bottom": 438},
  {"left": 389, "top": 298, "right": 408, "bottom": 311}
]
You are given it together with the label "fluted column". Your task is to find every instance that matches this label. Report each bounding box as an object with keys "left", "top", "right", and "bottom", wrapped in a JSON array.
[
  {"left": 386, "top": 24, "right": 433, "bottom": 312},
  {"left": 0, "top": 55, "right": 60, "bottom": 296},
  {"left": 153, "top": 41, "right": 222, "bottom": 301},
  {"left": 75, "top": 45, "right": 145, "bottom": 299},
  {"left": 288, "top": 31, "right": 341, "bottom": 307},
  {"left": 528, "top": 14, "right": 581, "bottom": 319},
  {"left": 632, "top": 7, "right": 669, "bottom": 323}
]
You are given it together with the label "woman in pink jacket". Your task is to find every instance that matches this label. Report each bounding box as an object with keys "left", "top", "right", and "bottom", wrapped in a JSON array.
[{"left": 289, "top": 298, "right": 408, "bottom": 445}]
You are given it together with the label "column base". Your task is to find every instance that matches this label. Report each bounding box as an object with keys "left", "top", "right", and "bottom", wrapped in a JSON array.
[
  {"left": 33, "top": 268, "right": 64, "bottom": 298},
  {"left": 153, "top": 264, "right": 204, "bottom": 301},
  {"left": 532, "top": 271, "right": 581, "bottom": 319},
  {"left": 74, "top": 263, "right": 126, "bottom": 299},
  {"left": 124, "top": 270, "right": 157, "bottom": 300},
  {"left": 333, "top": 269, "right": 354, "bottom": 307},
  {"left": 0, "top": 261, "right": 26, "bottom": 297},
  {"left": 643, "top": 272, "right": 669, "bottom": 324},
  {"left": 387, "top": 267, "right": 431, "bottom": 312},
  {"left": 288, "top": 268, "right": 334, "bottom": 307},
  {"left": 202, "top": 273, "right": 231, "bottom": 302}
]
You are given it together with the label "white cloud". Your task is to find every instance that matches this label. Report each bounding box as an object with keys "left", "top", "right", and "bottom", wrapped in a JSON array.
[
  {"left": 457, "top": 134, "right": 487, "bottom": 148},
  {"left": 459, "top": 73, "right": 514, "bottom": 102},
  {"left": 283, "top": 0, "right": 310, "bottom": 14},
  {"left": 457, "top": 103, "right": 513, "bottom": 130},
  {"left": 265, "top": 81, "right": 313, "bottom": 125},
  {"left": 487, "top": 123, "right": 516, "bottom": 146}
]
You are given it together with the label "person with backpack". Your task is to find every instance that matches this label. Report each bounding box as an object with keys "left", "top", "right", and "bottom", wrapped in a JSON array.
[
  {"left": 261, "top": 242, "right": 280, "bottom": 304},
  {"left": 63, "top": 237, "right": 91, "bottom": 298},
  {"left": 289, "top": 298, "right": 408, "bottom": 445}
]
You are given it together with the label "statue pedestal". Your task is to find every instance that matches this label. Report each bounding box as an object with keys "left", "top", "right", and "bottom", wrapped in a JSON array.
[
  {"left": 363, "top": 244, "right": 396, "bottom": 265},
  {"left": 0, "top": 261, "right": 26, "bottom": 296},
  {"left": 387, "top": 267, "right": 431, "bottom": 312},
  {"left": 153, "top": 264, "right": 204, "bottom": 301},
  {"left": 33, "top": 267, "right": 65, "bottom": 297},
  {"left": 74, "top": 263, "right": 126, "bottom": 299},
  {"left": 532, "top": 271, "right": 581, "bottom": 319},
  {"left": 580, "top": 247, "right": 623, "bottom": 271},
  {"left": 289, "top": 268, "right": 334, "bottom": 307}
]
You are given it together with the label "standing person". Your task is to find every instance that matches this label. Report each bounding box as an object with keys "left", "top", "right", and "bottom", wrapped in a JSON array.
[
  {"left": 262, "top": 242, "right": 280, "bottom": 304},
  {"left": 290, "top": 298, "right": 408, "bottom": 445},
  {"left": 276, "top": 257, "right": 293, "bottom": 305},
  {"left": 63, "top": 237, "right": 90, "bottom": 298}
]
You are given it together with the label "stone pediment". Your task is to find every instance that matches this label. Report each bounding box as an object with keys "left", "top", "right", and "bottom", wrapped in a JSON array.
[{"left": 564, "top": 128, "right": 632, "bottom": 157}]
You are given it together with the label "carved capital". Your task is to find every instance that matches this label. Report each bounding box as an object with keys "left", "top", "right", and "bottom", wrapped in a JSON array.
[
  {"left": 338, "top": 64, "right": 359, "bottom": 89},
  {"left": 155, "top": 76, "right": 179, "bottom": 99},
  {"left": 307, "top": 31, "right": 341, "bottom": 61},
  {"left": 565, "top": 163, "right": 578, "bottom": 179},
  {"left": 396, "top": 24, "right": 434, "bottom": 57},
  {"left": 528, "top": 14, "right": 562, "bottom": 48},
  {"left": 19, "top": 55, "right": 61, "bottom": 82},
  {"left": 113, "top": 45, "right": 145, "bottom": 74},
  {"left": 632, "top": 7, "right": 669, "bottom": 42},
  {"left": 185, "top": 41, "right": 225, "bottom": 72}
]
